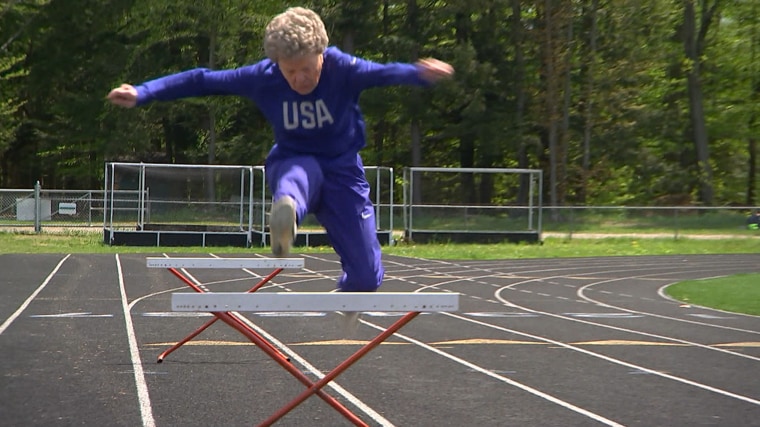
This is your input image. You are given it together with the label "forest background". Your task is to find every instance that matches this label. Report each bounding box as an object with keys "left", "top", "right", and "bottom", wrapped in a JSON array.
[{"left": 0, "top": 0, "right": 758, "bottom": 208}]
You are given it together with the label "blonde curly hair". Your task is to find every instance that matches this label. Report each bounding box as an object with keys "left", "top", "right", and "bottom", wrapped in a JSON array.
[{"left": 264, "top": 7, "right": 329, "bottom": 62}]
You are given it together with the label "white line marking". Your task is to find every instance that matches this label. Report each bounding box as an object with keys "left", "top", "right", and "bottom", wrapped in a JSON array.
[
  {"left": 564, "top": 313, "right": 643, "bottom": 319},
  {"left": 29, "top": 312, "right": 113, "bottom": 318},
  {"left": 502, "top": 281, "right": 760, "bottom": 362},
  {"left": 485, "top": 267, "right": 760, "bottom": 362},
  {"left": 452, "top": 309, "right": 760, "bottom": 407},
  {"left": 0, "top": 254, "right": 71, "bottom": 335},
  {"left": 359, "top": 316, "right": 625, "bottom": 427},
  {"left": 116, "top": 254, "right": 156, "bottom": 427},
  {"left": 687, "top": 314, "right": 736, "bottom": 319},
  {"left": 466, "top": 312, "right": 539, "bottom": 318},
  {"left": 578, "top": 277, "right": 760, "bottom": 336},
  {"left": 384, "top": 256, "right": 760, "bottom": 407}
]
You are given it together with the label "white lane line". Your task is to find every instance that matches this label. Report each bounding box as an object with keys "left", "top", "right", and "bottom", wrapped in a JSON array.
[
  {"left": 116, "top": 254, "right": 156, "bottom": 427},
  {"left": 381, "top": 256, "right": 760, "bottom": 408},
  {"left": 498, "top": 281, "right": 760, "bottom": 362},
  {"left": 449, "top": 310, "right": 760, "bottom": 407},
  {"left": 358, "top": 316, "right": 625, "bottom": 427},
  {"left": 29, "top": 312, "right": 113, "bottom": 318},
  {"left": 0, "top": 254, "right": 71, "bottom": 335},
  {"left": 429, "top": 261, "right": 760, "bottom": 363},
  {"left": 577, "top": 274, "right": 760, "bottom": 336}
]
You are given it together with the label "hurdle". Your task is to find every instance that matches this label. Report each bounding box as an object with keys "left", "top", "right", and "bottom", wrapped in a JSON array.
[
  {"left": 146, "top": 257, "right": 304, "bottom": 363},
  {"left": 173, "top": 291, "right": 459, "bottom": 312},
  {"left": 171, "top": 291, "right": 459, "bottom": 427},
  {"left": 154, "top": 257, "right": 460, "bottom": 426}
]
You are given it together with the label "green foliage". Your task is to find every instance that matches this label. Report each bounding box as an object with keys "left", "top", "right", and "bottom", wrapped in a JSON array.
[
  {"left": 0, "top": 0, "right": 758, "bottom": 207},
  {"left": 0, "top": 54, "right": 26, "bottom": 156}
]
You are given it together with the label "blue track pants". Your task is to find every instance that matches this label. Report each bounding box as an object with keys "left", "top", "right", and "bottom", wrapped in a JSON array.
[{"left": 265, "top": 150, "right": 383, "bottom": 292}]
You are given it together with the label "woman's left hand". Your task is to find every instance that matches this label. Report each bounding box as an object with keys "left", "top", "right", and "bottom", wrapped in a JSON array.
[{"left": 416, "top": 58, "right": 454, "bottom": 83}]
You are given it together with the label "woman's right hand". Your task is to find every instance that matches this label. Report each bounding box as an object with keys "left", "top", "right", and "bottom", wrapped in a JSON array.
[{"left": 106, "top": 84, "right": 138, "bottom": 108}]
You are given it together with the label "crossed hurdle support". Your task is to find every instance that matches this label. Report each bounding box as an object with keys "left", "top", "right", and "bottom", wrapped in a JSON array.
[{"left": 147, "top": 257, "right": 459, "bottom": 427}]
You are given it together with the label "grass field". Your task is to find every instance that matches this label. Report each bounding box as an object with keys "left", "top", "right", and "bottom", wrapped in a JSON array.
[
  {"left": 666, "top": 275, "right": 760, "bottom": 315},
  {"left": 1, "top": 229, "right": 758, "bottom": 258},
  {"left": 1, "top": 230, "right": 758, "bottom": 316}
]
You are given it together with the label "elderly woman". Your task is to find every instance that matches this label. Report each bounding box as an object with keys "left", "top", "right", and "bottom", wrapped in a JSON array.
[{"left": 108, "top": 7, "right": 453, "bottom": 292}]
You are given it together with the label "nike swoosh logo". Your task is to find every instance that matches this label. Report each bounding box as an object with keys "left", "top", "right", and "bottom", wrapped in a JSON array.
[{"left": 361, "top": 211, "right": 372, "bottom": 219}]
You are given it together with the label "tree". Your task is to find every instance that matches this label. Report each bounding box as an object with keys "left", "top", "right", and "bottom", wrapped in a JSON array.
[
  {"left": 535, "top": 0, "right": 573, "bottom": 208},
  {"left": 0, "top": 1, "right": 33, "bottom": 186},
  {"left": 680, "top": 0, "right": 720, "bottom": 205},
  {"left": 2, "top": 0, "right": 758, "bottom": 210}
]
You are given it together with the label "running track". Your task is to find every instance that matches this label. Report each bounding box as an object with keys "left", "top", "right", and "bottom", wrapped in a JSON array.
[{"left": 1, "top": 253, "right": 759, "bottom": 426}]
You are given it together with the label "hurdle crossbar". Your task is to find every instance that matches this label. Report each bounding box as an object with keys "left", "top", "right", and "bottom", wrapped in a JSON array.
[
  {"left": 146, "top": 257, "right": 304, "bottom": 269},
  {"left": 172, "top": 292, "right": 459, "bottom": 313}
]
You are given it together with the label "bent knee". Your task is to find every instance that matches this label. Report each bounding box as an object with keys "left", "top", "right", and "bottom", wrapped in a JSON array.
[{"left": 339, "top": 267, "right": 383, "bottom": 292}]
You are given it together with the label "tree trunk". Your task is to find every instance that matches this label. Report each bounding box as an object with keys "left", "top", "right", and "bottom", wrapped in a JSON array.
[
  {"left": 206, "top": 28, "right": 217, "bottom": 202},
  {"left": 541, "top": 0, "right": 561, "bottom": 209},
  {"left": 511, "top": 0, "right": 530, "bottom": 205},
  {"left": 373, "top": 0, "right": 390, "bottom": 166},
  {"left": 410, "top": 120, "right": 422, "bottom": 204},
  {"left": 748, "top": 1, "right": 758, "bottom": 207},
  {"left": 749, "top": 137, "right": 757, "bottom": 206},
  {"left": 580, "top": 0, "right": 599, "bottom": 204},
  {"left": 406, "top": 0, "right": 423, "bottom": 203},
  {"left": 207, "top": 29, "right": 217, "bottom": 166},
  {"left": 560, "top": 9, "right": 573, "bottom": 205},
  {"left": 682, "top": 0, "right": 715, "bottom": 205}
]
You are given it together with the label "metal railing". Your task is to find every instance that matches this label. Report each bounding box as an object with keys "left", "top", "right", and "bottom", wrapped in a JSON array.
[{"left": 3, "top": 183, "right": 758, "bottom": 240}]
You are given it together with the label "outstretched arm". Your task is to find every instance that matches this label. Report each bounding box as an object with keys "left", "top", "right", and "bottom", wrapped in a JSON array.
[
  {"left": 106, "top": 66, "right": 259, "bottom": 108},
  {"left": 347, "top": 51, "right": 454, "bottom": 91}
]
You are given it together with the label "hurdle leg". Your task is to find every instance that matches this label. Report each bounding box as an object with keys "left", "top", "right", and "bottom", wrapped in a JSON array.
[
  {"left": 257, "top": 311, "right": 421, "bottom": 427},
  {"left": 158, "top": 267, "right": 290, "bottom": 363},
  {"left": 212, "top": 308, "right": 369, "bottom": 427},
  {"left": 157, "top": 317, "right": 216, "bottom": 363}
]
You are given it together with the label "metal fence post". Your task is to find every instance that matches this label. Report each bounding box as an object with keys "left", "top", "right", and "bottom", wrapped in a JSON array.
[
  {"left": 34, "top": 181, "right": 41, "bottom": 233},
  {"left": 674, "top": 208, "right": 680, "bottom": 240}
]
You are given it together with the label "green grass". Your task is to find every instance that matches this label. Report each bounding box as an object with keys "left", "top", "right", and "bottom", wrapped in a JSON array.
[
  {"left": 1, "top": 229, "right": 758, "bottom": 316},
  {"left": 399, "top": 209, "right": 756, "bottom": 235},
  {"left": 1, "top": 229, "right": 758, "bottom": 257},
  {"left": 382, "top": 238, "right": 759, "bottom": 259},
  {"left": 665, "top": 275, "right": 760, "bottom": 316}
]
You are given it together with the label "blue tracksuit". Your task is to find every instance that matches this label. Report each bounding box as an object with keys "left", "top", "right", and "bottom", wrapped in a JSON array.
[{"left": 134, "top": 46, "right": 430, "bottom": 291}]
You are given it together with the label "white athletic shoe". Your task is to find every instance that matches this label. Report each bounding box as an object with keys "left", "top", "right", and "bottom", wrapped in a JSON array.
[
  {"left": 340, "top": 311, "right": 360, "bottom": 338},
  {"left": 269, "top": 196, "right": 296, "bottom": 257}
]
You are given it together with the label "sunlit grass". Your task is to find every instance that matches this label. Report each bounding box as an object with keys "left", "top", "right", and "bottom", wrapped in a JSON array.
[
  {"left": 666, "top": 275, "right": 760, "bottom": 316},
  {"left": 382, "top": 237, "right": 759, "bottom": 259},
  {"left": 2, "top": 230, "right": 758, "bottom": 316},
  {"left": 1, "top": 229, "right": 757, "bottom": 258}
]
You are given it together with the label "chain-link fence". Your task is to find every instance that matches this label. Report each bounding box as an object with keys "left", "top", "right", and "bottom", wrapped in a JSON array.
[
  {"left": 0, "top": 188, "right": 36, "bottom": 227},
  {"left": 3, "top": 180, "right": 759, "bottom": 241},
  {"left": 0, "top": 182, "right": 105, "bottom": 230}
]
